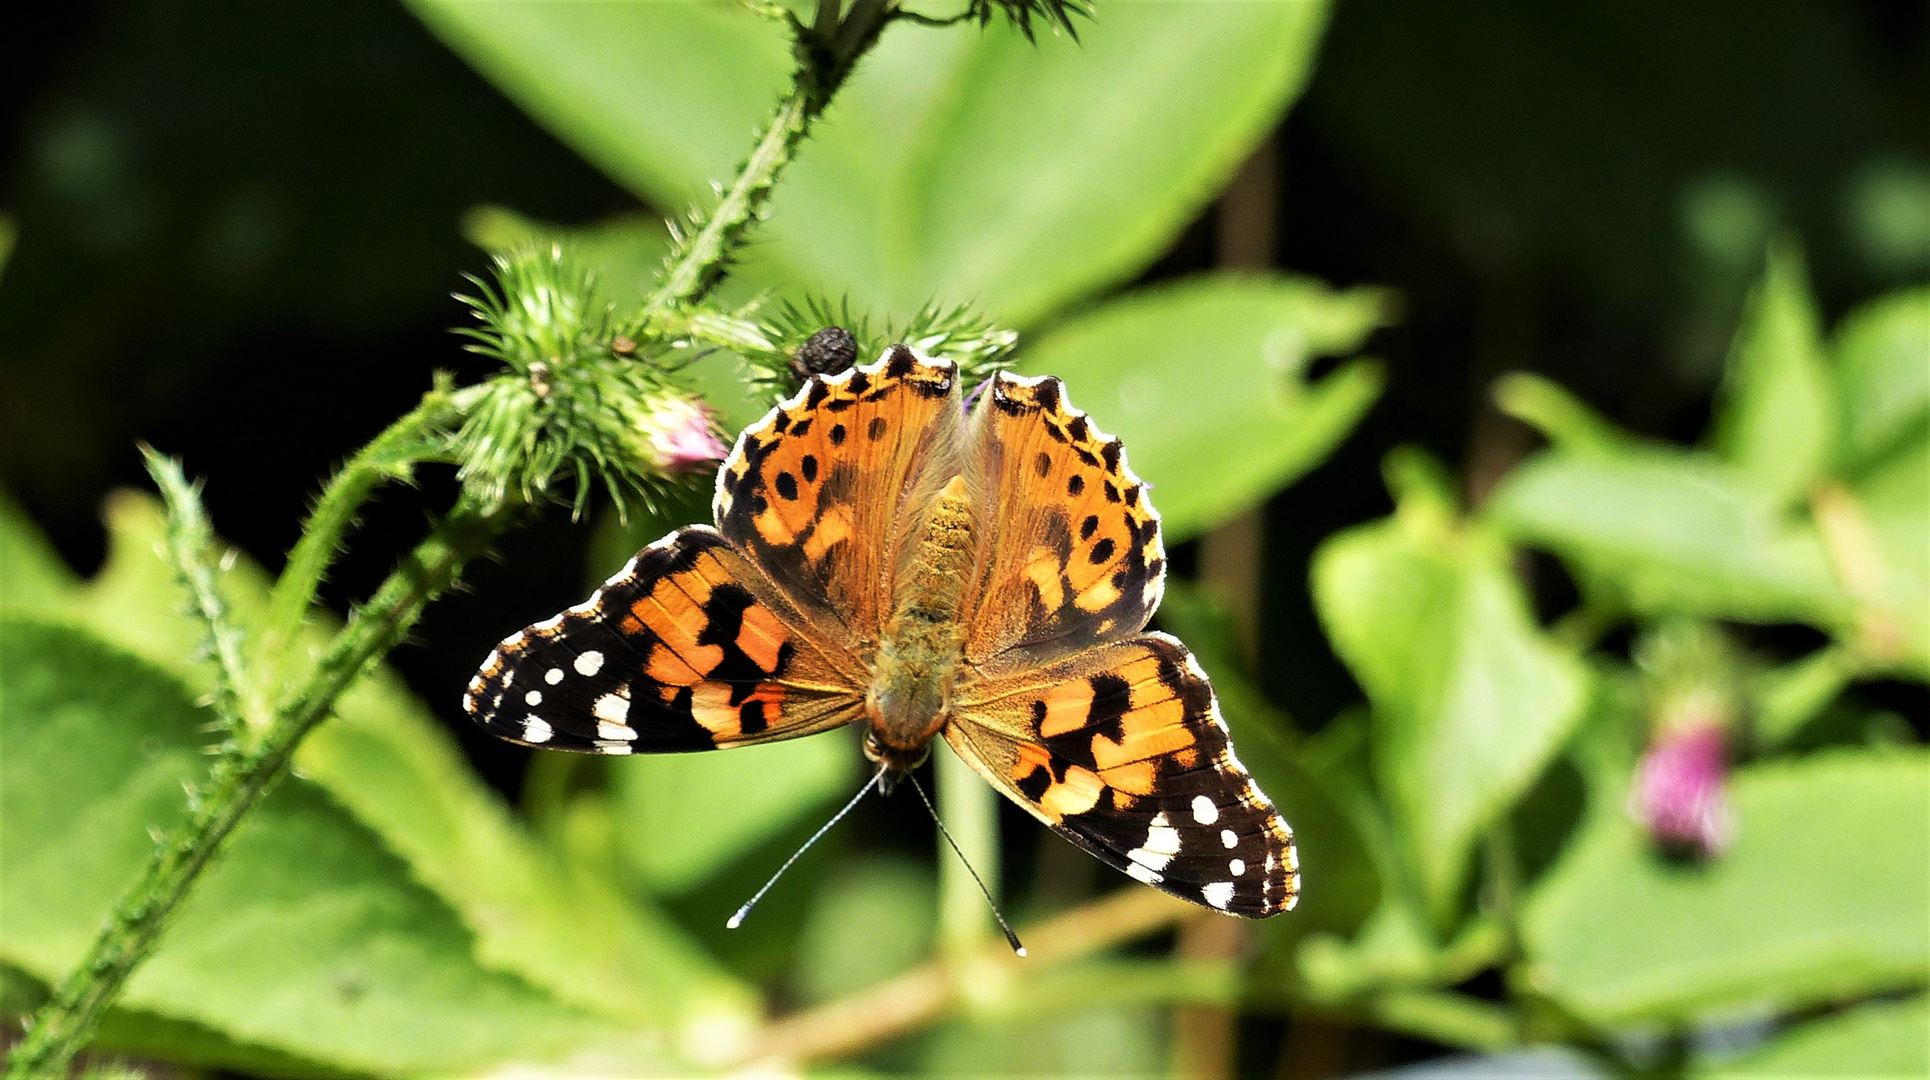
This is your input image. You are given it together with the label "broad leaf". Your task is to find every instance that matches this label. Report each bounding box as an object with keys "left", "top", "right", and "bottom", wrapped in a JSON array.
[
  {"left": 409, "top": 1, "right": 1334, "bottom": 325},
  {"left": 1488, "top": 448, "right": 1853, "bottom": 629},
  {"left": 1020, "top": 275, "right": 1390, "bottom": 541},
  {"left": 1708, "top": 246, "right": 1835, "bottom": 507},
  {"left": 1312, "top": 488, "right": 1588, "bottom": 920},
  {"left": 1522, "top": 749, "right": 1930, "bottom": 1025},
  {"left": 0, "top": 493, "right": 758, "bottom": 1039},
  {"left": 1692, "top": 997, "right": 1928, "bottom": 1078},
  {"left": 1833, "top": 285, "right": 1930, "bottom": 474},
  {"left": 0, "top": 619, "right": 650, "bottom": 1075},
  {"left": 1845, "top": 436, "right": 1930, "bottom": 675}
]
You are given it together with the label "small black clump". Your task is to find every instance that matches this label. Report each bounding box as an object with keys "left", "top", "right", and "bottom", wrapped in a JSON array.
[{"left": 793, "top": 326, "right": 859, "bottom": 382}]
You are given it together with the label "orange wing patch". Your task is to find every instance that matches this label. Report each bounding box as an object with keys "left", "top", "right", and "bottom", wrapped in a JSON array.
[
  {"left": 961, "top": 373, "right": 1165, "bottom": 672},
  {"left": 715, "top": 346, "right": 961, "bottom": 640},
  {"left": 465, "top": 527, "right": 861, "bottom": 754},
  {"left": 948, "top": 633, "right": 1299, "bottom": 918}
]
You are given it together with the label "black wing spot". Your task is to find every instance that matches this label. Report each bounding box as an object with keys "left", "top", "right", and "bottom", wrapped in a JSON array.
[
  {"left": 868, "top": 416, "right": 888, "bottom": 441},
  {"left": 829, "top": 423, "right": 847, "bottom": 446},
  {"left": 1016, "top": 761, "right": 1052, "bottom": 802},
  {"left": 1080, "top": 515, "right": 1099, "bottom": 540},
  {"left": 1068, "top": 415, "right": 1090, "bottom": 442},
  {"left": 884, "top": 345, "right": 916, "bottom": 378},
  {"left": 1067, "top": 474, "right": 1085, "bottom": 497},
  {"left": 1089, "top": 538, "right": 1116, "bottom": 564},
  {"left": 1035, "top": 451, "right": 1053, "bottom": 478},
  {"left": 1036, "top": 379, "right": 1062, "bottom": 412},
  {"left": 1101, "top": 440, "right": 1122, "bottom": 471},
  {"left": 775, "top": 471, "right": 800, "bottom": 501},
  {"left": 1030, "top": 699, "right": 1048, "bottom": 733},
  {"left": 791, "top": 417, "right": 812, "bottom": 438},
  {"left": 801, "top": 454, "right": 819, "bottom": 483}
]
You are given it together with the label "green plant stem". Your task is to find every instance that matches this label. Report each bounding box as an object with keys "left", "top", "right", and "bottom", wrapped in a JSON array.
[
  {"left": 936, "top": 743, "right": 1003, "bottom": 959},
  {"left": 4, "top": 500, "right": 505, "bottom": 1080},
  {"left": 259, "top": 383, "right": 460, "bottom": 702},
  {"left": 643, "top": 0, "right": 895, "bottom": 315},
  {"left": 143, "top": 448, "right": 254, "bottom": 731}
]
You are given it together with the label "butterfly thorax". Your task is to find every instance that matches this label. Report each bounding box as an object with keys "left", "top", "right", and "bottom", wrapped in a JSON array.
[{"left": 864, "top": 475, "right": 975, "bottom": 774}]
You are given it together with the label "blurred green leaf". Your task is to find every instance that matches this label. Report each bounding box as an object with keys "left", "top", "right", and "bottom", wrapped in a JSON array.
[
  {"left": 1522, "top": 749, "right": 1930, "bottom": 1026},
  {"left": 919, "top": 1005, "right": 1165, "bottom": 1078},
  {"left": 1693, "top": 996, "right": 1928, "bottom": 1078},
  {"left": 1489, "top": 448, "right": 1853, "bottom": 628},
  {"left": 1312, "top": 481, "right": 1589, "bottom": 921},
  {"left": 409, "top": 1, "right": 1333, "bottom": 325},
  {"left": 791, "top": 855, "right": 935, "bottom": 1005},
  {"left": 1833, "top": 285, "right": 1930, "bottom": 475},
  {"left": 1847, "top": 435, "right": 1930, "bottom": 674},
  {"left": 0, "top": 492, "right": 758, "bottom": 1040},
  {"left": 0, "top": 619, "right": 652, "bottom": 1075},
  {"left": 1021, "top": 275, "right": 1390, "bottom": 541},
  {"left": 611, "top": 728, "right": 860, "bottom": 896},
  {"left": 1708, "top": 245, "right": 1835, "bottom": 507},
  {"left": 0, "top": 487, "right": 79, "bottom": 611}
]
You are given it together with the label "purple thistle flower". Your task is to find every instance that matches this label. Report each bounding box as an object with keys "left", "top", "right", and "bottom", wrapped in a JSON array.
[
  {"left": 640, "top": 394, "right": 728, "bottom": 475},
  {"left": 1631, "top": 720, "right": 1735, "bottom": 858}
]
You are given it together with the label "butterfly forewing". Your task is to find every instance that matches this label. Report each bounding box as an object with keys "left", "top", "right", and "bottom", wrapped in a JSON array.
[
  {"left": 947, "top": 633, "right": 1299, "bottom": 917},
  {"left": 715, "top": 346, "right": 962, "bottom": 642},
  {"left": 465, "top": 526, "right": 863, "bottom": 753},
  {"left": 960, "top": 373, "right": 1165, "bottom": 674}
]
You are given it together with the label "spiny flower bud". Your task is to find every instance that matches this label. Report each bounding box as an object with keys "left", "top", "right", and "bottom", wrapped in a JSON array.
[
  {"left": 1631, "top": 719, "right": 1735, "bottom": 858},
  {"left": 638, "top": 393, "right": 727, "bottom": 475}
]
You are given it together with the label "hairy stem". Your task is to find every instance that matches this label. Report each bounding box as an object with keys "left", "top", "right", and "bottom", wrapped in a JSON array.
[
  {"left": 259, "top": 383, "right": 460, "bottom": 702},
  {"left": 4, "top": 501, "right": 504, "bottom": 1079},
  {"left": 645, "top": 0, "right": 895, "bottom": 315},
  {"left": 142, "top": 448, "right": 255, "bottom": 732},
  {"left": 936, "top": 742, "right": 1003, "bottom": 958}
]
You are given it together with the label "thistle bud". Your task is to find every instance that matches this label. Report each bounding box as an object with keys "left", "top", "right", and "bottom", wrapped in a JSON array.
[
  {"left": 1631, "top": 623, "right": 1741, "bottom": 858},
  {"left": 638, "top": 393, "right": 727, "bottom": 475}
]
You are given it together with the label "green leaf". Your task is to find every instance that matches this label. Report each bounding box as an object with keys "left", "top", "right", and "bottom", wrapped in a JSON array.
[
  {"left": 1522, "top": 749, "right": 1930, "bottom": 1026},
  {"left": 1488, "top": 448, "right": 1854, "bottom": 628},
  {"left": 1693, "top": 997, "right": 1928, "bottom": 1078},
  {"left": 1312, "top": 487, "right": 1589, "bottom": 921},
  {"left": 464, "top": 203, "right": 671, "bottom": 309},
  {"left": 0, "top": 487, "right": 79, "bottom": 612},
  {"left": 1019, "top": 275, "right": 1390, "bottom": 541},
  {"left": 1708, "top": 245, "right": 1835, "bottom": 507},
  {"left": 790, "top": 855, "right": 936, "bottom": 1005},
  {"left": 1833, "top": 285, "right": 1930, "bottom": 474},
  {"left": 610, "top": 727, "right": 861, "bottom": 896},
  {"left": 5, "top": 492, "right": 758, "bottom": 1039},
  {"left": 1847, "top": 435, "right": 1930, "bottom": 674},
  {"left": 409, "top": 1, "right": 1334, "bottom": 325},
  {"left": 0, "top": 619, "right": 653, "bottom": 1075}
]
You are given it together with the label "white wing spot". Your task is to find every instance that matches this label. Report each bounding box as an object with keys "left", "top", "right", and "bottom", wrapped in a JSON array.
[
  {"left": 523, "top": 717, "right": 553, "bottom": 743},
  {"left": 501, "top": 668, "right": 515, "bottom": 688},
  {"left": 1221, "top": 829, "right": 1238, "bottom": 849},
  {"left": 1192, "top": 795, "right": 1219, "bottom": 824},
  {"left": 1230, "top": 858, "right": 1246, "bottom": 876},
  {"left": 1202, "top": 881, "right": 1235, "bottom": 909},
  {"left": 593, "top": 693, "right": 629, "bottom": 724},
  {"left": 574, "top": 650, "right": 604, "bottom": 676},
  {"left": 1126, "top": 861, "right": 1163, "bottom": 885},
  {"left": 597, "top": 720, "right": 635, "bottom": 742},
  {"left": 524, "top": 690, "right": 543, "bottom": 706},
  {"left": 545, "top": 668, "right": 565, "bottom": 685}
]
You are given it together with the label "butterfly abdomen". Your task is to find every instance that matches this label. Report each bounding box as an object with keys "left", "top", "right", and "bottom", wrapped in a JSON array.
[{"left": 866, "top": 476, "right": 976, "bottom": 768}]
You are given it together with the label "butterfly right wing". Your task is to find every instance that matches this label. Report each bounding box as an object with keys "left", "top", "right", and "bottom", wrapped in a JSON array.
[{"left": 465, "top": 526, "right": 864, "bottom": 753}]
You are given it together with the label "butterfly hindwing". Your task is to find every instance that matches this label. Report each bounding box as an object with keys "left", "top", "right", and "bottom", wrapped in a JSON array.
[
  {"left": 465, "top": 526, "right": 863, "bottom": 754},
  {"left": 960, "top": 373, "right": 1165, "bottom": 674},
  {"left": 716, "top": 346, "right": 962, "bottom": 641},
  {"left": 947, "top": 633, "right": 1298, "bottom": 917}
]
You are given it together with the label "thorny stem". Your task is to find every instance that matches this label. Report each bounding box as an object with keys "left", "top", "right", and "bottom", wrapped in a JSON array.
[
  {"left": 4, "top": 502, "right": 505, "bottom": 1079},
  {"left": 259, "top": 384, "right": 462, "bottom": 704},
  {"left": 142, "top": 448, "right": 255, "bottom": 732},
  {"left": 645, "top": 0, "right": 896, "bottom": 314}
]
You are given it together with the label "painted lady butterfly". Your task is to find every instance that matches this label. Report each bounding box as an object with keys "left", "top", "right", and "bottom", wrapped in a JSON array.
[{"left": 465, "top": 346, "right": 1299, "bottom": 917}]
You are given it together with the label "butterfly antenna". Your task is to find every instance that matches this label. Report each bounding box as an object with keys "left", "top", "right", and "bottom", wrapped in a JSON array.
[
  {"left": 905, "top": 772, "right": 1027, "bottom": 956},
  {"left": 727, "top": 766, "right": 885, "bottom": 930}
]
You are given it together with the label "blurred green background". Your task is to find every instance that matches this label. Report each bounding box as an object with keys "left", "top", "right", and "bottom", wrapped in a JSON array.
[{"left": 1, "top": 1, "right": 1925, "bottom": 1077}]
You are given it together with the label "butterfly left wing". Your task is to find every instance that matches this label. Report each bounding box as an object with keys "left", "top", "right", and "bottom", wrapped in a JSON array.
[
  {"left": 946, "top": 633, "right": 1299, "bottom": 917},
  {"left": 465, "top": 526, "right": 863, "bottom": 753}
]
